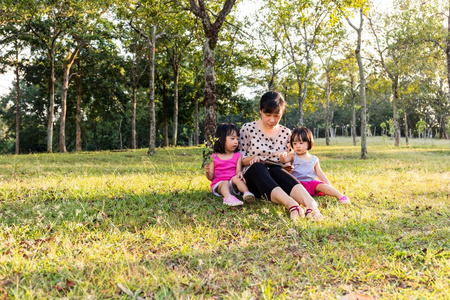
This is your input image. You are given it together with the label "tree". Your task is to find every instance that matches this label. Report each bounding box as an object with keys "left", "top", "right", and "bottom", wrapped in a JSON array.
[
  {"left": 339, "top": 51, "right": 360, "bottom": 145},
  {"left": 58, "top": 2, "right": 113, "bottom": 153},
  {"left": 20, "top": 0, "right": 78, "bottom": 153},
  {"left": 337, "top": 1, "right": 369, "bottom": 159},
  {"left": 123, "top": 0, "right": 166, "bottom": 155},
  {"left": 270, "top": 0, "right": 329, "bottom": 126},
  {"left": 315, "top": 22, "right": 346, "bottom": 145},
  {"left": 188, "top": 0, "right": 237, "bottom": 146},
  {"left": 411, "top": 0, "right": 450, "bottom": 139},
  {"left": 162, "top": 9, "right": 198, "bottom": 146}
]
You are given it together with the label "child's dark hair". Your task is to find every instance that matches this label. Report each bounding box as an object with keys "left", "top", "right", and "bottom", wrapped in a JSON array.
[
  {"left": 260, "top": 91, "right": 286, "bottom": 114},
  {"left": 291, "top": 126, "right": 314, "bottom": 150},
  {"left": 213, "top": 123, "right": 239, "bottom": 154}
]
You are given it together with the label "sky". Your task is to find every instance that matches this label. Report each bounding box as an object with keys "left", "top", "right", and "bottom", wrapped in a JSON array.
[{"left": 0, "top": 0, "right": 394, "bottom": 97}]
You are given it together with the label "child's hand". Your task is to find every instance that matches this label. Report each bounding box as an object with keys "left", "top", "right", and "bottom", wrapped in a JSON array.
[
  {"left": 275, "top": 151, "right": 288, "bottom": 158},
  {"left": 237, "top": 171, "right": 246, "bottom": 183},
  {"left": 204, "top": 165, "right": 212, "bottom": 177}
]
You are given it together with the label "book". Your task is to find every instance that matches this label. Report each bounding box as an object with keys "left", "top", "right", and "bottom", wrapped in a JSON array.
[{"left": 263, "top": 159, "right": 290, "bottom": 167}]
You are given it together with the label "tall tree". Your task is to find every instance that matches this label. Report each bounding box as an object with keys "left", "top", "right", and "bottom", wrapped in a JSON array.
[
  {"left": 21, "top": 0, "right": 77, "bottom": 153},
  {"left": 162, "top": 8, "right": 198, "bottom": 146},
  {"left": 336, "top": 1, "right": 369, "bottom": 159},
  {"left": 124, "top": 29, "right": 147, "bottom": 150},
  {"left": 188, "top": 0, "right": 237, "bottom": 145},
  {"left": 368, "top": 6, "right": 412, "bottom": 147},
  {"left": 122, "top": 0, "right": 166, "bottom": 155},
  {"left": 271, "top": 0, "right": 329, "bottom": 126},
  {"left": 58, "top": 2, "right": 112, "bottom": 152},
  {"left": 315, "top": 21, "right": 345, "bottom": 145},
  {"left": 412, "top": 0, "right": 450, "bottom": 139}
]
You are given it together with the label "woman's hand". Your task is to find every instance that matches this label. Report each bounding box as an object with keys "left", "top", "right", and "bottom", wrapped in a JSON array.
[
  {"left": 274, "top": 151, "right": 288, "bottom": 158},
  {"left": 249, "top": 156, "right": 261, "bottom": 165}
]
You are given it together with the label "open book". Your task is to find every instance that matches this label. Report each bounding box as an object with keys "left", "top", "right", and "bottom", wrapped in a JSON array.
[{"left": 263, "top": 159, "right": 290, "bottom": 167}]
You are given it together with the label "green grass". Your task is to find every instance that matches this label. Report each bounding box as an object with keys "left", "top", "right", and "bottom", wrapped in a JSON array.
[{"left": 0, "top": 137, "right": 449, "bottom": 299}]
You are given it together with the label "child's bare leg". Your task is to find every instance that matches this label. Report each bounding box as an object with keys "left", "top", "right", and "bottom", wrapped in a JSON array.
[
  {"left": 232, "top": 176, "right": 255, "bottom": 202},
  {"left": 217, "top": 181, "right": 232, "bottom": 198},
  {"left": 231, "top": 175, "right": 249, "bottom": 193},
  {"left": 316, "top": 183, "right": 350, "bottom": 204},
  {"left": 315, "top": 183, "right": 344, "bottom": 199},
  {"left": 217, "top": 181, "right": 243, "bottom": 206}
]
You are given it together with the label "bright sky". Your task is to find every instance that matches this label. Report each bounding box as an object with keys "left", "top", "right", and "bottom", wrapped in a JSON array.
[{"left": 0, "top": 0, "right": 394, "bottom": 97}]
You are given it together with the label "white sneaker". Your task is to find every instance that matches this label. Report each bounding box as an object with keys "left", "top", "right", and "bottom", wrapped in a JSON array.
[{"left": 243, "top": 191, "right": 256, "bottom": 202}]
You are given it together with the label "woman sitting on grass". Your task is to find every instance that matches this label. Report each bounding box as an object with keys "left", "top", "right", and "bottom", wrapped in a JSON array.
[
  {"left": 204, "top": 123, "right": 256, "bottom": 206},
  {"left": 239, "top": 91, "right": 323, "bottom": 221},
  {"left": 277, "top": 126, "right": 351, "bottom": 204}
]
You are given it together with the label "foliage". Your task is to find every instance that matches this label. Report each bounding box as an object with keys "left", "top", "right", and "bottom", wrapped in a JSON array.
[
  {"left": 0, "top": 0, "right": 449, "bottom": 154},
  {"left": 0, "top": 139, "right": 449, "bottom": 298}
]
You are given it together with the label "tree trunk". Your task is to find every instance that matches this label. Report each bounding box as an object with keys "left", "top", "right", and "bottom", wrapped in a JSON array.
[
  {"left": 392, "top": 76, "right": 400, "bottom": 147},
  {"left": 172, "top": 66, "right": 179, "bottom": 146},
  {"left": 446, "top": 4, "right": 450, "bottom": 134},
  {"left": 203, "top": 37, "right": 217, "bottom": 146},
  {"left": 131, "top": 83, "right": 137, "bottom": 149},
  {"left": 353, "top": 10, "right": 368, "bottom": 159},
  {"left": 47, "top": 50, "right": 55, "bottom": 153},
  {"left": 299, "top": 59, "right": 311, "bottom": 127},
  {"left": 60, "top": 49, "right": 79, "bottom": 153},
  {"left": 194, "top": 93, "right": 199, "bottom": 146},
  {"left": 164, "top": 115, "right": 169, "bottom": 147},
  {"left": 15, "top": 47, "right": 20, "bottom": 155},
  {"left": 325, "top": 75, "right": 331, "bottom": 146},
  {"left": 76, "top": 59, "right": 82, "bottom": 152},
  {"left": 351, "top": 82, "right": 357, "bottom": 146},
  {"left": 403, "top": 107, "right": 409, "bottom": 146},
  {"left": 162, "top": 83, "right": 169, "bottom": 147},
  {"left": 148, "top": 23, "right": 156, "bottom": 156},
  {"left": 189, "top": 0, "right": 236, "bottom": 146}
]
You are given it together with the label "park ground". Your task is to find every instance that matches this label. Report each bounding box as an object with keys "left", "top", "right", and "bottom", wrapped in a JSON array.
[{"left": 0, "top": 137, "right": 449, "bottom": 299}]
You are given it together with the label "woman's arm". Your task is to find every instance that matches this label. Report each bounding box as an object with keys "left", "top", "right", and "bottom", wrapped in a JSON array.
[
  {"left": 242, "top": 155, "right": 262, "bottom": 166},
  {"left": 239, "top": 124, "right": 259, "bottom": 166},
  {"left": 314, "top": 160, "right": 331, "bottom": 185}
]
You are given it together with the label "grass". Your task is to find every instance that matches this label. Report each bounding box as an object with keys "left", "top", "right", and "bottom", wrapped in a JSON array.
[{"left": 0, "top": 137, "right": 449, "bottom": 299}]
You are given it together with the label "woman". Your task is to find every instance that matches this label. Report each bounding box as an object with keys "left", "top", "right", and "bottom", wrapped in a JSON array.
[{"left": 239, "top": 91, "right": 323, "bottom": 221}]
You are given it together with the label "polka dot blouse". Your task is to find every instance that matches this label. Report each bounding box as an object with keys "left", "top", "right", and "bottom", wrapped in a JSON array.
[{"left": 239, "top": 121, "right": 291, "bottom": 172}]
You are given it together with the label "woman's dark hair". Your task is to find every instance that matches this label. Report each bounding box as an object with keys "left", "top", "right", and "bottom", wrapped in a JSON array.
[
  {"left": 213, "top": 123, "right": 239, "bottom": 154},
  {"left": 291, "top": 126, "right": 314, "bottom": 150},
  {"left": 260, "top": 91, "right": 286, "bottom": 114}
]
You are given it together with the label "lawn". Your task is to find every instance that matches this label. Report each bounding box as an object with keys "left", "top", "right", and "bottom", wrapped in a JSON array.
[{"left": 0, "top": 137, "right": 449, "bottom": 299}]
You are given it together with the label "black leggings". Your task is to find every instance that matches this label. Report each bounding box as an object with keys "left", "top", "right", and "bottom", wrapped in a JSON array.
[{"left": 243, "top": 162, "right": 300, "bottom": 201}]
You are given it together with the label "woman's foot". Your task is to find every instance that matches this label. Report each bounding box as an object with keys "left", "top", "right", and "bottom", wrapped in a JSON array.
[
  {"left": 289, "top": 205, "right": 305, "bottom": 220},
  {"left": 243, "top": 191, "right": 256, "bottom": 202},
  {"left": 305, "top": 208, "right": 324, "bottom": 221},
  {"left": 223, "top": 195, "right": 244, "bottom": 206},
  {"left": 339, "top": 196, "right": 351, "bottom": 204}
]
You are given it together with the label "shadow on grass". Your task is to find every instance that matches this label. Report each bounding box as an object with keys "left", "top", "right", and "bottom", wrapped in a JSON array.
[{"left": 1, "top": 188, "right": 449, "bottom": 298}]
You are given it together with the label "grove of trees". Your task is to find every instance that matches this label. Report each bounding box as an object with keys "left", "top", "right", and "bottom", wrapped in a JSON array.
[{"left": 0, "top": 0, "right": 449, "bottom": 156}]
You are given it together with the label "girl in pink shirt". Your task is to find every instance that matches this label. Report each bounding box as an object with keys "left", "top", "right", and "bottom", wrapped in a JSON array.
[{"left": 204, "top": 123, "right": 255, "bottom": 206}]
